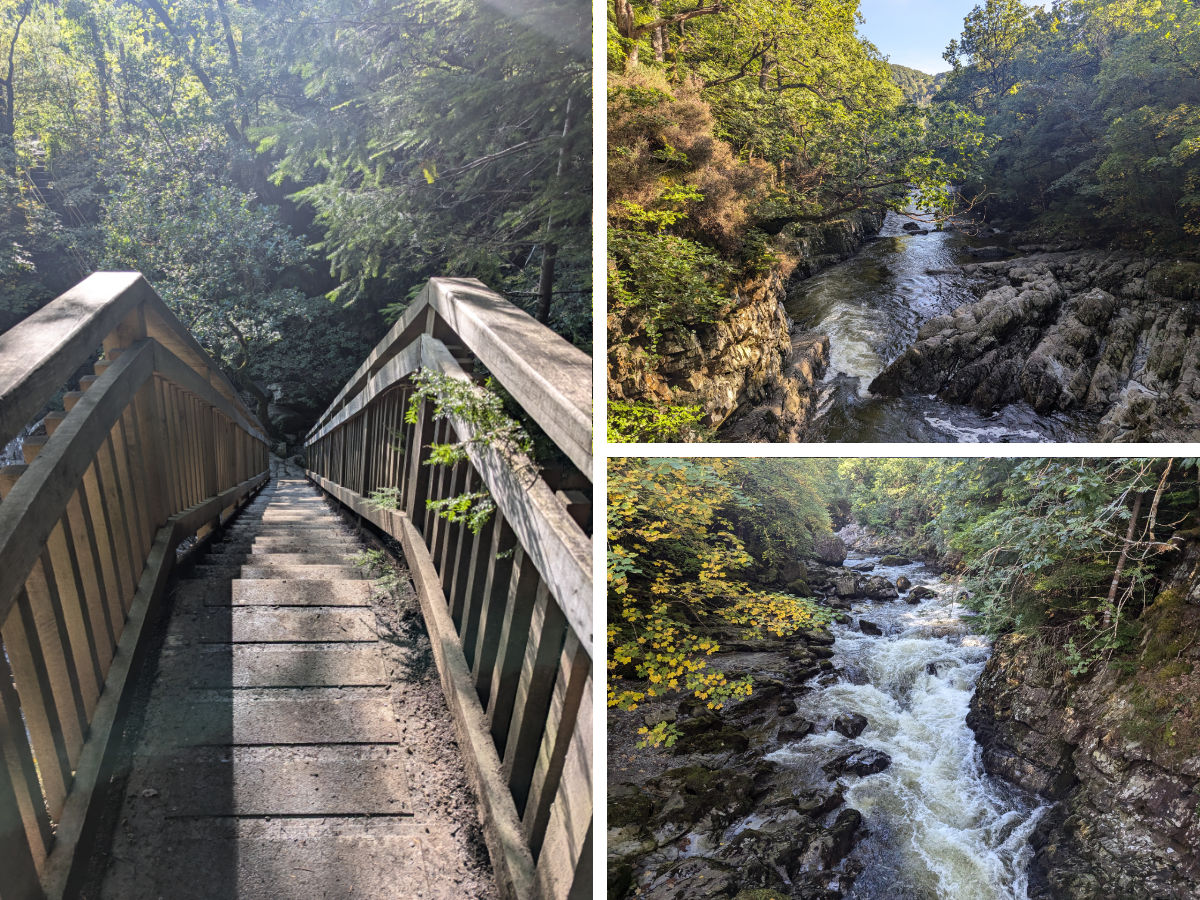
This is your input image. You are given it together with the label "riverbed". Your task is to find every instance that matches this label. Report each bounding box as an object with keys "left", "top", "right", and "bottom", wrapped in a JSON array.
[
  {"left": 768, "top": 552, "right": 1047, "bottom": 898},
  {"left": 747, "top": 212, "right": 1094, "bottom": 441}
]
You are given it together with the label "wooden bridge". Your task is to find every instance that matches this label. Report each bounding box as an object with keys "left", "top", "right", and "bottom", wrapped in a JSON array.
[{"left": 0, "top": 274, "right": 592, "bottom": 899}]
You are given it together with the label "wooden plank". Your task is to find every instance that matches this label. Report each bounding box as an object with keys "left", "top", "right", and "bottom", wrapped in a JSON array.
[
  {"left": 303, "top": 278, "right": 591, "bottom": 481},
  {"left": 39, "top": 523, "right": 176, "bottom": 900},
  {"left": 391, "top": 511, "right": 536, "bottom": 900},
  {"left": 0, "top": 341, "right": 153, "bottom": 625},
  {"left": 1, "top": 595, "right": 72, "bottom": 819},
  {"left": 422, "top": 338, "right": 592, "bottom": 654},
  {"left": 502, "top": 587, "right": 567, "bottom": 815},
  {"left": 0, "top": 698, "right": 45, "bottom": 898},
  {"left": 470, "top": 519, "right": 518, "bottom": 679},
  {"left": 77, "top": 468, "right": 126, "bottom": 642},
  {"left": 485, "top": 574, "right": 542, "bottom": 750},
  {"left": 533, "top": 672, "right": 591, "bottom": 900},
  {"left": 0, "top": 646, "right": 53, "bottom": 872},
  {"left": 522, "top": 632, "right": 589, "bottom": 856}
]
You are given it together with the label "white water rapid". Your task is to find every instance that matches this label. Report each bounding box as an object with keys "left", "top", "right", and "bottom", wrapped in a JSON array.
[{"left": 768, "top": 553, "right": 1049, "bottom": 899}]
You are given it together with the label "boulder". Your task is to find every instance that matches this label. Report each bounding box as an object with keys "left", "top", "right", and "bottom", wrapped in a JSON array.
[
  {"left": 814, "top": 533, "right": 848, "bottom": 566},
  {"left": 895, "top": 575, "right": 912, "bottom": 592},
  {"left": 834, "top": 713, "right": 868, "bottom": 739},
  {"left": 824, "top": 747, "right": 892, "bottom": 778},
  {"left": 858, "top": 619, "right": 882, "bottom": 636},
  {"left": 879, "top": 554, "right": 911, "bottom": 566},
  {"left": 863, "top": 575, "right": 899, "bottom": 601},
  {"left": 833, "top": 573, "right": 859, "bottom": 597},
  {"left": 907, "top": 585, "right": 938, "bottom": 601}
]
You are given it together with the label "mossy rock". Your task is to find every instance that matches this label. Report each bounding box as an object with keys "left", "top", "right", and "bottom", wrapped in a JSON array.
[
  {"left": 608, "top": 787, "right": 658, "bottom": 829},
  {"left": 879, "top": 554, "right": 911, "bottom": 566}
]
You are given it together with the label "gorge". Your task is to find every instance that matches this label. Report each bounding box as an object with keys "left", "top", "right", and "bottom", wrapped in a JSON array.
[{"left": 607, "top": 458, "right": 1200, "bottom": 899}]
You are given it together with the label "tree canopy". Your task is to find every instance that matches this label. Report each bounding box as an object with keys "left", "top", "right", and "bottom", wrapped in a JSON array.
[
  {"left": 0, "top": 0, "right": 591, "bottom": 438},
  {"left": 937, "top": 0, "right": 1200, "bottom": 251}
]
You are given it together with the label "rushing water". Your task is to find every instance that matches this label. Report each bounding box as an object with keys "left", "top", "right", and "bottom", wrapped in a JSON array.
[
  {"left": 767, "top": 552, "right": 1047, "bottom": 899},
  {"left": 780, "top": 212, "right": 1092, "bottom": 442}
]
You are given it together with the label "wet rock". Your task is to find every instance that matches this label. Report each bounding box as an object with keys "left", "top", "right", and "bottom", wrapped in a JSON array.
[
  {"left": 858, "top": 619, "right": 882, "bottom": 636},
  {"left": 641, "top": 857, "right": 738, "bottom": 899},
  {"left": 869, "top": 250, "right": 1200, "bottom": 440},
  {"left": 862, "top": 575, "right": 899, "bottom": 601},
  {"left": 879, "top": 554, "right": 911, "bottom": 566},
  {"left": 834, "top": 713, "right": 868, "bottom": 739},
  {"left": 895, "top": 575, "right": 912, "bottom": 592},
  {"left": 902, "top": 221, "right": 922, "bottom": 232},
  {"left": 970, "top": 543, "right": 1200, "bottom": 898},
  {"left": 833, "top": 572, "right": 859, "bottom": 597},
  {"left": 925, "top": 662, "right": 939, "bottom": 676},
  {"left": 779, "top": 718, "right": 814, "bottom": 742},
  {"left": 907, "top": 585, "right": 938, "bottom": 601},
  {"left": 964, "top": 245, "right": 1013, "bottom": 259},
  {"left": 824, "top": 747, "right": 892, "bottom": 778}
]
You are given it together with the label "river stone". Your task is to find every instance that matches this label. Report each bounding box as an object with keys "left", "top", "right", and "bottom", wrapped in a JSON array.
[
  {"left": 858, "top": 619, "right": 882, "bottom": 636},
  {"left": 908, "top": 585, "right": 938, "bottom": 601},
  {"left": 824, "top": 747, "right": 892, "bottom": 778},
  {"left": 895, "top": 575, "right": 912, "bottom": 592},
  {"left": 863, "top": 575, "right": 899, "bottom": 601},
  {"left": 833, "top": 573, "right": 859, "bottom": 597},
  {"left": 879, "top": 554, "right": 911, "bottom": 566},
  {"left": 834, "top": 713, "right": 868, "bottom": 739}
]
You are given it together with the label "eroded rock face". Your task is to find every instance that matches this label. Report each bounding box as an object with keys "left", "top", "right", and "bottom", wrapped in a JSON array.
[
  {"left": 869, "top": 252, "right": 1200, "bottom": 440},
  {"left": 609, "top": 209, "right": 885, "bottom": 441},
  {"left": 607, "top": 623, "right": 869, "bottom": 899},
  {"left": 968, "top": 541, "right": 1200, "bottom": 898}
]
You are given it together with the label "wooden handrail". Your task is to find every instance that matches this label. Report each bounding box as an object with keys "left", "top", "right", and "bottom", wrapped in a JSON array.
[
  {"left": 303, "top": 277, "right": 592, "bottom": 900},
  {"left": 305, "top": 277, "right": 592, "bottom": 480},
  {"left": 0, "top": 272, "right": 263, "bottom": 448},
  {"left": 0, "top": 274, "right": 270, "bottom": 899}
]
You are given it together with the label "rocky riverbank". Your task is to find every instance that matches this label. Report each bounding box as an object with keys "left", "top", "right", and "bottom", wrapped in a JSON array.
[
  {"left": 869, "top": 250, "right": 1200, "bottom": 440},
  {"left": 608, "top": 209, "right": 884, "bottom": 440},
  {"left": 607, "top": 533, "right": 965, "bottom": 899},
  {"left": 967, "top": 537, "right": 1200, "bottom": 898}
]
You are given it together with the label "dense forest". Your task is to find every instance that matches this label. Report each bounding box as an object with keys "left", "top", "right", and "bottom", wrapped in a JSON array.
[
  {"left": 1, "top": 0, "right": 590, "bottom": 443},
  {"left": 607, "top": 0, "right": 1200, "bottom": 441},
  {"left": 940, "top": 0, "right": 1200, "bottom": 250},
  {"left": 608, "top": 456, "right": 1200, "bottom": 741},
  {"left": 887, "top": 63, "right": 939, "bottom": 106}
]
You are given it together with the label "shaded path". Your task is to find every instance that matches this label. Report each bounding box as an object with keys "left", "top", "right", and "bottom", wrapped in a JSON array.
[{"left": 89, "top": 477, "right": 496, "bottom": 898}]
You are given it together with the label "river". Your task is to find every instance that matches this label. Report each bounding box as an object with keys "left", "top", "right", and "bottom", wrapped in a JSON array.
[
  {"left": 767, "top": 551, "right": 1047, "bottom": 898},
  {"left": 775, "top": 211, "right": 1092, "bottom": 442}
]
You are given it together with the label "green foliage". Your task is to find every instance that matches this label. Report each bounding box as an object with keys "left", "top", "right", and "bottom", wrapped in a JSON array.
[
  {"left": 608, "top": 226, "right": 734, "bottom": 350},
  {"left": 937, "top": 0, "right": 1200, "bottom": 250},
  {"left": 607, "top": 399, "right": 708, "bottom": 443},
  {"left": 608, "top": 458, "right": 834, "bottom": 745},
  {"left": 889, "top": 64, "right": 938, "bottom": 106},
  {"left": 841, "top": 457, "right": 1199, "bottom": 676},
  {"left": 607, "top": 0, "right": 992, "bottom": 422},
  {"left": 266, "top": 0, "right": 591, "bottom": 335},
  {"left": 404, "top": 368, "right": 533, "bottom": 533}
]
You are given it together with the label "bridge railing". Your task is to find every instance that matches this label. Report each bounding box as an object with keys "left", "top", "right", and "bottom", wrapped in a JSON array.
[
  {"left": 303, "top": 277, "right": 592, "bottom": 900},
  {"left": 0, "top": 273, "right": 270, "bottom": 900}
]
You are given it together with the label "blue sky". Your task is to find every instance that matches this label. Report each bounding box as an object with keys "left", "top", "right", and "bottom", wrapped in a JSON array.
[{"left": 856, "top": 0, "right": 983, "bottom": 74}]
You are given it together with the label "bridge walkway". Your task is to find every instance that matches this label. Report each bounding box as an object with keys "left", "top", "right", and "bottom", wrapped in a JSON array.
[{"left": 90, "top": 476, "right": 496, "bottom": 899}]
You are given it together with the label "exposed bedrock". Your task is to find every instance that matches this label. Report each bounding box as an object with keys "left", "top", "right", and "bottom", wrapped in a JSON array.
[
  {"left": 967, "top": 539, "right": 1200, "bottom": 899},
  {"left": 869, "top": 252, "right": 1200, "bottom": 440},
  {"left": 609, "top": 209, "right": 884, "bottom": 440}
]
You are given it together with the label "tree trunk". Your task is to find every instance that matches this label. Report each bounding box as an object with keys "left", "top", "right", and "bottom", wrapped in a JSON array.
[
  {"left": 1103, "top": 489, "right": 1145, "bottom": 629},
  {"left": 536, "top": 243, "right": 558, "bottom": 325}
]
